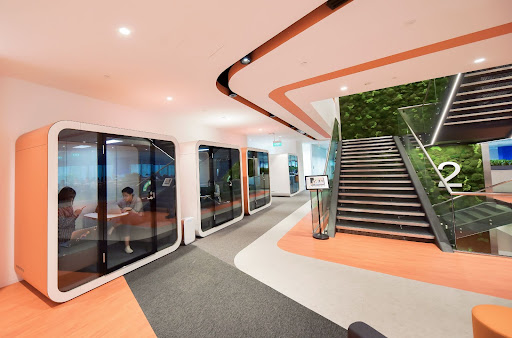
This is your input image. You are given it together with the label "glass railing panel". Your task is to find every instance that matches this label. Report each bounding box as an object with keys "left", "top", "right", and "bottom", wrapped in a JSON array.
[{"left": 450, "top": 181, "right": 512, "bottom": 256}]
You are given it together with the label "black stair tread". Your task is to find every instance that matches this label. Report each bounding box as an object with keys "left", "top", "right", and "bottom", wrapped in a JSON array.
[
  {"left": 342, "top": 145, "right": 397, "bottom": 152},
  {"left": 340, "top": 168, "right": 407, "bottom": 172},
  {"left": 444, "top": 115, "right": 512, "bottom": 126},
  {"left": 337, "top": 215, "right": 430, "bottom": 227},
  {"left": 340, "top": 180, "right": 412, "bottom": 184},
  {"left": 342, "top": 136, "right": 393, "bottom": 143},
  {"left": 340, "top": 186, "right": 415, "bottom": 191},
  {"left": 342, "top": 158, "right": 402, "bottom": 163},
  {"left": 450, "top": 101, "right": 512, "bottom": 112},
  {"left": 456, "top": 84, "right": 512, "bottom": 96},
  {"left": 465, "top": 65, "right": 512, "bottom": 77},
  {"left": 460, "top": 75, "right": 512, "bottom": 87},
  {"left": 341, "top": 174, "right": 409, "bottom": 178},
  {"left": 339, "top": 192, "right": 418, "bottom": 198},
  {"left": 338, "top": 199, "right": 422, "bottom": 207},
  {"left": 446, "top": 108, "right": 512, "bottom": 120},
  {"left": 336, "top": 223, "right": 435, "bottom": 240},
  {"left": 342, "top": 149, "right": 399, "bottom": 155},
  {"left": 341, "top": 163, "right": 404, "bottom": 168},
  {"left": 452, "top": 93, "right": 512, "bottom": 105},
  {"left": 342, "top": 153, "right": 401, "bottom": 159},
  {"left": 338, "top": 207, "right": 425, "bottom": 217},
  {"left": 343, "top": 142, "right": 395, "bottom": 149}
]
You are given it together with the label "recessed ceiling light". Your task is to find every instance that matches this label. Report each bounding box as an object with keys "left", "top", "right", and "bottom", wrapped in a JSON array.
[
  {"left": 258, "top": 128, "right": 263, "bottom": 131},
  {"left": 166, "top": 96, "right": 173, "bottom": 101},
  {"left": 118, "top": 27, "right": 131, "bottom": 36},
  {"left": 474, "top": 58, "right": 485, "bottom": 64},
  {"left": 340, "top": 86, "right": 348, "bottom": 91}
]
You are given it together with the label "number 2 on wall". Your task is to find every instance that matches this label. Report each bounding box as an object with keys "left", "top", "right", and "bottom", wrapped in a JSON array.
[{"left": 438, "top": 161, "right": 463, "bottom": 188}]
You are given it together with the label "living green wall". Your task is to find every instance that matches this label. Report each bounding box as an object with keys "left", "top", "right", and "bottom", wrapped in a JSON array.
[{"left": 339, "top": 78, "right": 449, "bottom": 140}]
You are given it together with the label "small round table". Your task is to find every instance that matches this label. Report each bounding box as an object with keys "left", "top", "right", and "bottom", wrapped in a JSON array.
[{"left": 472, "top": 304, "right": 512, "bottom": 338}]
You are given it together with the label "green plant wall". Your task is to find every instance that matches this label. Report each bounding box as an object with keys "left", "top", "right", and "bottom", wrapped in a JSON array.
[{"left": 339, "top": 78, "right": 449, "bottom": 140}]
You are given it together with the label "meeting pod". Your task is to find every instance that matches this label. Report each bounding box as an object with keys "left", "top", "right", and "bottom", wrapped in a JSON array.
[
  {"left": 241, "top": 148, "right": 271, "bottom": 215},
  {"left": 180, "top": 141, "right": 244, "bottom": 237},
  {"left": 269, "top": 153, "right": 301, "bottom": 197},
  {"left": 15, "top": 121, "right": 181, "bottom": 302}
]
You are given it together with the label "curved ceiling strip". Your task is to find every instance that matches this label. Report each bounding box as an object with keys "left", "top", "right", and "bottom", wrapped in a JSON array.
[
  {"left": 269, "top": 22, "right": 512, "bottom": 128},
  {"left": 215, "top": 1, "right": 351, "bottom": 140}
]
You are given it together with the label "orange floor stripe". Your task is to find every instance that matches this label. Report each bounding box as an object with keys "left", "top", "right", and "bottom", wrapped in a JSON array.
[
  {"left": 278, "top": 213, "right": 512, "bottom": 300},
  {"left": 0, "top": 277, "right": 155, "bottom": 337}
]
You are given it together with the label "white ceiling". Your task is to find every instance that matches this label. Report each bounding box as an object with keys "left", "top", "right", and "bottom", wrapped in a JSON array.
[
  {"left": 1, "top": 0, "right": 511, "bottom": 141},
  {"left": 230, "top": 0, "right": 512, "bottom": 139}
]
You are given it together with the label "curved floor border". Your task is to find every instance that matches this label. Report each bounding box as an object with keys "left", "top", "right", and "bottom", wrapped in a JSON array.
[{"left": 234, "top": 201, "right": 512, "bottom": 338}]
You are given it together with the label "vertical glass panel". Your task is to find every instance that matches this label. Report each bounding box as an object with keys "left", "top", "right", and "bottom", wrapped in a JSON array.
[
  {"left": 213, "top": 147, "right": 234, "bottom": 225},
  {"left": 248, "top": 151, "right": 258, "bottom": 211},
  {"left": 199, "top": 146, "right": 214, "bottom": 231},
  {"left": 289, "top": 155, "right": 299, "bottom": 194},
  {"left": 152, "top": 139, "right": 178, "bottom": 250},
  {"left": 105, "top": 136, "right": 153, "bottom": 270},
  {"left": 231, "top": 148, "right": 242, "bottom": 218},
  {"left": 262, "top": 152, "right": 271, "bottom": 204},
  {"left": 58, "top": 129, "right": 101, "bottom": 292}
]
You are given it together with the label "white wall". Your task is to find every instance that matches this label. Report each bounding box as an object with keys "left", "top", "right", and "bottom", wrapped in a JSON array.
[{"left": 0, "top": 76, "right": 246, "bottom": 288}]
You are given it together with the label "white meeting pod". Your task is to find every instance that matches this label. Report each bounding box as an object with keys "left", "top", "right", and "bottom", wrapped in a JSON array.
[
  {"left": 269, "top": 153, "right": 301, "bottom": 197},
  {"left": 15, "top": 121, "right": 181, "bottom": 302},
  {"left": 242, "top": 147, "right": 272, "bottom": 215},
  {"left": 180, "top": 141, "right": 244, "bottom": 237}
]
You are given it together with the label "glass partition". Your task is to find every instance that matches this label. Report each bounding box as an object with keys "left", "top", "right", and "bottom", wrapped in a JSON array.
[
  {"left": 289, "top": 155, "right": 299, "bottom": 194},
  {"left": 199, "top": 145, "right": 242, "bottom": 231},
  {"left": 57, "top": 129, "right": 178, "bottom": 291},
  {"left": 248, "top": 150, "right": 270, "bottom": 211}
]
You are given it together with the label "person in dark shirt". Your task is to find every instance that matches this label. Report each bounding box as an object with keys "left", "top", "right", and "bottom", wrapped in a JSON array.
[{"left": 58, "top": 187, "right": 85, "bottom": 246}]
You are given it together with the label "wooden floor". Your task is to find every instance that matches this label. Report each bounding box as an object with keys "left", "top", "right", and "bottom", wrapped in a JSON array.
[
  {"left": 0, "top": 277, "right": 155, "bottom": 337},
  {"left": 278, "top": 213, "right": 512, "bottom": 300}
]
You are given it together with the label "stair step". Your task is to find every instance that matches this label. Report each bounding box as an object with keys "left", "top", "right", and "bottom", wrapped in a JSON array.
[
  {"left": 465, "top": 65, "right": 512, "bottom": 78},
  {"left": 341, "top": 186, "right": 415, "bottom": 191},
  {"left": 341, "top": 163, "right": 404, "bottom": 168},
  {"left": 336, "top": 223, "right": 435, "bottom": 240},
  {"left": 338, "top": 207, "right": 425, "bottom": 217},
  {"left": 456, "top": 84, "right": 512, "bottom": 97},
  {"left": 342, "top": 136, "right": 393, "bottom": 143},
  {"left": 444, "top": 115, "right": 512, "bottom": 126},
  {"left": 341, "top": 174, "right": 409, "bottom": 178},
  {"left": 342, "top": 145, "right": 396, "bottom": 152},
  {"left": 338, "top": 199, "right": 422, "bottom": 207},
  {"left": 450, "top": 101, "right": 512, "bottom": 112},
  {"left": 340, "top": 168, "right": 407, "bottom": 172},
  {"left": 340, "top": 180, "right": 412, "bottom": 184},
  {"left": 342, "top": 149, "right": 399, "bottom": 155},
  {"left": 337, "top": 215, "right": 430, "bottom": 227},
  {"left": 342, "top": 153, "right": 401, "bottom": 160},
  {"left": 342, "top": 158, "right": 402, "bottom": 164},
  {"left": 460, "top": 75, "right": 512, "bottom": 88},
  {"left": 339, "top": 192, "right": 418, "bottom": 199},
  {"left": 452, "top": 93, "right": 512, "bottom": 105},
  {"left": 447, "top": 108, "right": 512, "bottom": 120},
  {"left": 343, "top": 141, "right": 395, "bottom": 149}
]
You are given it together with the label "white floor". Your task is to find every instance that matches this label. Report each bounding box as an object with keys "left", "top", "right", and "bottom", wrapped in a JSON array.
[{"left": 235, "top": 202, "right": 512, "bottom": 338}]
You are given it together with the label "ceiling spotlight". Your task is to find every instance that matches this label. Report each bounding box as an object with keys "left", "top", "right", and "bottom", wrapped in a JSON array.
[
  {"left": 118, "top": 27, "right": 131, "bottom": 36},
  {"left": 340, "top": 86, "right": 348, "bottom": 91},
  {"left": 474, "top": 58, "right": 486, "bottom": 64},
  {"left": 166, "top": 96, "right": 173, "bottom": 101},
  {"left": 258, "top": 128, "right": 263, "bottom": 131},
  {"left": 228, "top": 91, "right": 237, "bottom": 98},
  {"left": 240, "top": 54, "right": 252, "bottom": 65}
]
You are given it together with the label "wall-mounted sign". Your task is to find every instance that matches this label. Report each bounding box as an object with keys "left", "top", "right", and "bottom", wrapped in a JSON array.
[
  {"left": 438, "top": 161, "right": 463, "bottom": 188},
  {"left": 305, "top": 175, "right": 329, "bottom": 190},
  {"left": 273, "top": 141, "right": 282, "bottom": 147}
]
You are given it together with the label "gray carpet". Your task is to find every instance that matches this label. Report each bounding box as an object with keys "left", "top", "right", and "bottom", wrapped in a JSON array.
[
  {"left": 125, "top": 245, "right": 347, "bottom": 338},
  {"left": 192, "top": 192, "right": 310, "bottom": 266}
]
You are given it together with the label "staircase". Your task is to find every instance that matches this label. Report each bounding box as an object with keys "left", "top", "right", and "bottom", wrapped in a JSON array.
[
  {"left": 336, "top": 135, "right": 435, "bottom": 242},
  {"left": 437, "top": 64, "right": 512, "bottom": 143}
]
